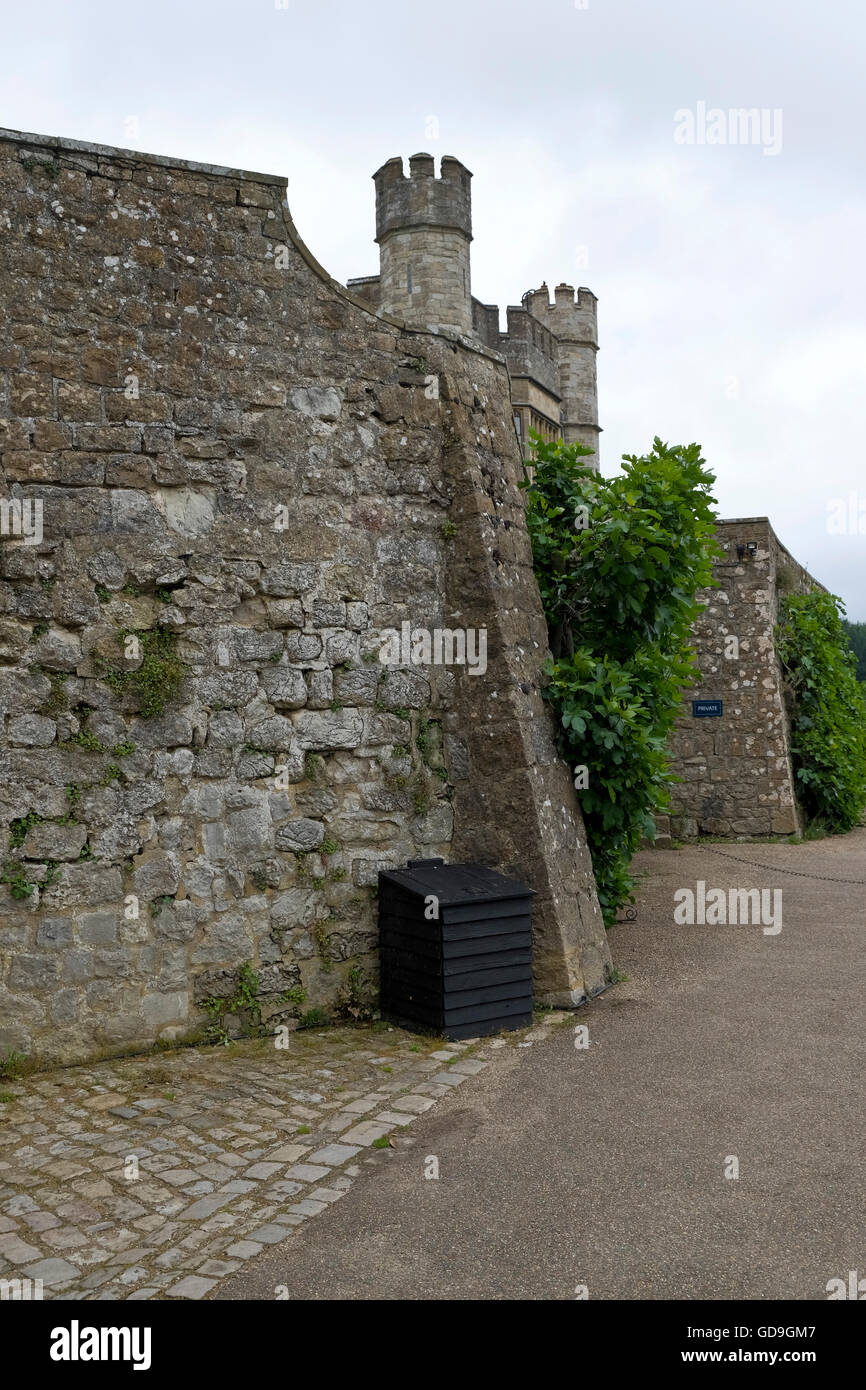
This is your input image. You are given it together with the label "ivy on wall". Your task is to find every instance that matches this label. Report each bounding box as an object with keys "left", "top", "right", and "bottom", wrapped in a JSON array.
[
  {"left": 522, "top": 435, "right": 721, "bottom": 924},
  {"left": 777, "top": 592, "right": 866, "bottom": 832}
]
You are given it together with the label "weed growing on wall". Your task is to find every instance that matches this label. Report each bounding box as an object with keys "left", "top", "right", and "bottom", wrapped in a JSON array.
[
  {"left": 200, "top": 961, "right": 265, "bottom": 1046},
  {"left": 777, "top": 591, "right": 866, "bottom": 832},
  {"left": 99, "top": 628, "right": 185, "bottom": 718},
  {"left": 333, "top": 966, "right": 376, "bottom": 1022},
  {"left": 523, "top": 434, "right": 720, "bottom": 923}
]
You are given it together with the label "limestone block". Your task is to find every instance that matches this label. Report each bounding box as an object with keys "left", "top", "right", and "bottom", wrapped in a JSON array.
[
  {"left": 22, "top": 822, "right": 88, "bottom": 861},
  {"left": 293, "top": 710, "right": 363, "bottom": 750},
  {"left": 260, "top": 667, "right": 307, "bottom": 709},
  {"left": 275, "top": 819, "right": 325, "bottom": 852},
  {"left": 8, "top": 714, "right": 56, "bottom": 747}
]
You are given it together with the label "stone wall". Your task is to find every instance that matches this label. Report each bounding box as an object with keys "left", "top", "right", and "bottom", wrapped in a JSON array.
[
  {"left": 666, "top": 518, "right": 817, "bottom": 839},
  {"left": 0, "top": 128, "right": 611, "bottom": 1065}
]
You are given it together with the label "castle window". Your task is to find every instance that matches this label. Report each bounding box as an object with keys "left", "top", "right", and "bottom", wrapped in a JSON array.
[{"left": 407, "top": 265, "right": 413, "bottom": 294}]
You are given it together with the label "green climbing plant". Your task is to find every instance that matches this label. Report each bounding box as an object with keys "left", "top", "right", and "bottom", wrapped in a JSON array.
[
  {"left": 776, "top": 591, "right": 866, "bottom": 833},
  {"left": 200, "top": 961, "right": 264, "bottom": 1045},
  {"left": 523, "top": 434, "right": 721, "bottom": 924},
  {"left": 99, "top": 628, "right": 185, "bottom": 719}
]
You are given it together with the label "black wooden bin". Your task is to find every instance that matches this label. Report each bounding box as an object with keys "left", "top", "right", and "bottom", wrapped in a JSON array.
[{"left": 378, "top": 858, "right": 534, "bottom": 1040}]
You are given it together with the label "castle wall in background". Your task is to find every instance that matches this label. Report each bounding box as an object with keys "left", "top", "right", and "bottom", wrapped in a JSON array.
[
  {"left": 0, "top": 129, "right": 611, "bottom": 1064},
  {"left": 665, "top": 518, "right": 817, "bottom": 840}
]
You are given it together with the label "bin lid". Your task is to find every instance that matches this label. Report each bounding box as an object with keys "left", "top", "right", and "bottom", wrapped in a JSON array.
[{"left": 379, "top": 858, "right": 535, "bottom": 908}]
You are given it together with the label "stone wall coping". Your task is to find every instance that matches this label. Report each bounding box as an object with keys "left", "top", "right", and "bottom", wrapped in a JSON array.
[
  {"left": 716, "top": 517, "right": 825, "bottom": 593},
  {"left": 0, "top": 125, "right": 508, "bottom": 370},
  {"left": 0, "top": 126, "right": 286, "bottom": 186}
]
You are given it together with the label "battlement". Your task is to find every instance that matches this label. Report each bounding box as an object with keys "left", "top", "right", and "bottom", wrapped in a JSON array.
[
  {"left": 374, "top": 153, "right": 473, "bottom": 243},
  {"left": 472, "top": 300, "right": 501, "bottom": 349},
  {"left": 472, "top": 300, "right": 560, "bottom": 362},
  {"left": 505, "top": 304, "right": 559, "bottom": 360},
  {"left": 471, "top": 299, "right": 564, "bottom": 399},
  {"left": 522, "top": 283, "right": 599, "bottom": 345},
  {"left": 524, "top": 282, "right": 598, "bottom": 313},
  {"left": 345, "top": 273, "right": 380, "bottom": 311}
]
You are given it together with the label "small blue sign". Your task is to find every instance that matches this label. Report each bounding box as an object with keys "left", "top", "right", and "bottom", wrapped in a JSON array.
[{"left": 692, "top": 699, "right": 723, "bottom": 718}]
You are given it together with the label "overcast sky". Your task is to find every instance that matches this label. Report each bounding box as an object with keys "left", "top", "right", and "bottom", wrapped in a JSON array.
[{"left": 3, "top": 0, "right": 864, "bottom": 617}]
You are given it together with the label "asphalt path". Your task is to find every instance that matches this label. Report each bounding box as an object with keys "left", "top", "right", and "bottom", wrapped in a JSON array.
[{"left": 217, "top": 829, "right": 866, "bottom": 1300}]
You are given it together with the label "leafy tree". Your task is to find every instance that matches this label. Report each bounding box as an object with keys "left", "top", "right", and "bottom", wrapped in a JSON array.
[
  {"left": 522, "top": 435, "right": 721, "bottom": 923},
  {"left": 777, "top": 593, "right": 866, "bottom": 832},
  {"left": 842, "top": 619, "right": 866, "bottom": 682}
]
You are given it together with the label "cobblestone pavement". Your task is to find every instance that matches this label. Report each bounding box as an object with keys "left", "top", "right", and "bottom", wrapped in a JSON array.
[{"left": 0, "top": 1014, "right": 564, "bottom": 1300}]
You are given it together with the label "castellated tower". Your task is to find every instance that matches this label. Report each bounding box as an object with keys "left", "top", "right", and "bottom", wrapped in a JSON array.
[
  {"left": 373, "top": 153, "right": 473, "bottom": 337},
  {"left": 347, "top": 155, "right": 601, "bottom": 471},
  {"left": 524, "top": 283, "right": 601, "bottom": 461}
]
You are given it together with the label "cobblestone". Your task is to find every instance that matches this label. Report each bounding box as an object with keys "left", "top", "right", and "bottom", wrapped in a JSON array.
[{"left": 0, "top": 1016, "right": 566, "bottom": 1299}]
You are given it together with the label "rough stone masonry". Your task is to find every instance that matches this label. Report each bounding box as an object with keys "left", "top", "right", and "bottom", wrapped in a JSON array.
[
  {"left": 0, "top": 130, "right": 612, "bottom": 1065},
  {"left": 665, "top": 518, "right": 819, "bottom": 839}
]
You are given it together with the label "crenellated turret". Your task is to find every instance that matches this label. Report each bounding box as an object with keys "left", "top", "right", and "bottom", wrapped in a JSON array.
[
  {"left": 522, "top": 283, "right": 601, "bottom": 464},
  {"left": 372, "top": 153, "right": 473, "bottom": 336}
]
